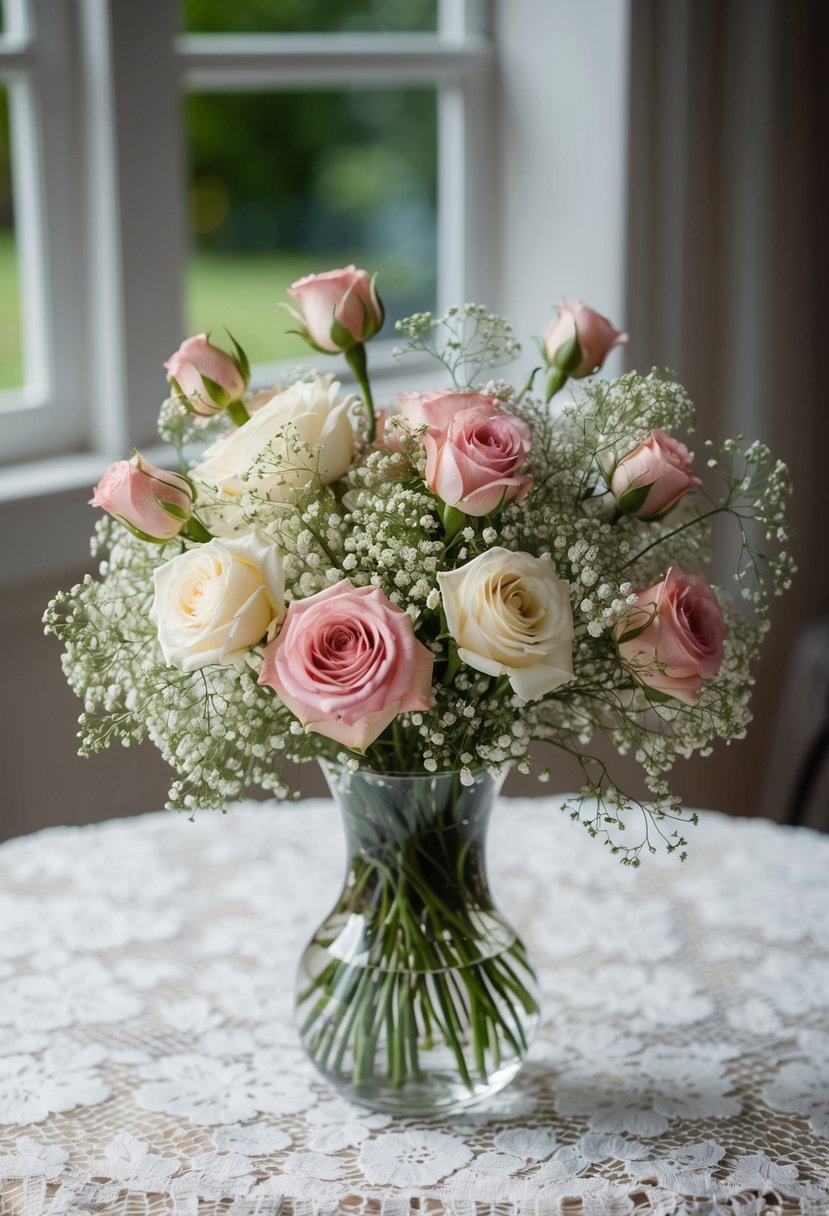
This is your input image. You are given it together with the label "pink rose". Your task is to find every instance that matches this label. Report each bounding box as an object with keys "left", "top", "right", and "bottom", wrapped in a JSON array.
[
  {"left": 287, "top": 265, "right": 384, "bottom": 354},
  {"left": 397, "top": 390, "right": 500, "bottom": 435},
  {"left": 258, "top": 580, "right": 434, "bottom": 752},
  {"left": 544, "top": 299, "right": 628, "bottom": 377},
  {"left": 90, "top": 452, "right": 193, "bottom": 542},
  {"left": 614, "top": 565, "right": 726, "bottom": 705},
  {"left": 610, "top": 429, "right": 701, "bottom": 518},
  {"left": 164, "top": 333, "right": 247, "bottom": 416},
  {"left": 382, "top": 391, "right": 500, "bottom": 453},
  {"left": 424, "top": 408, "right": 533, "bottom": 517}
]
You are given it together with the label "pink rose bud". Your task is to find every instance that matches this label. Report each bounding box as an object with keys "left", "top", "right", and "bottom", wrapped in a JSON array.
[
  {"left": 543, "top": 299, "right": 628, "bottom": 377},
  {"left": 614, "top": 565, "right": 726, "bottom": 705},
  {"left": 259, "top": 580, "right": 433, "bottom": 752},
  {"left": 287, "top": 265, "right": 384, "bottom": 354},
  {"left": 164, "top": 333, "right": 248, "bottom": 416},
  {"left": 424, "top": 408, "right": 533, "bottom": 517},
  {"left": 90, "top": 452, "right": 193, "bottom": 542},
  {"left": 610, "top": 429, "right": 702, "bottom": 518}
]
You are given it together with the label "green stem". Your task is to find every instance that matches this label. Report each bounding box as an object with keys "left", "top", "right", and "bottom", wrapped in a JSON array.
[
  {"left": 298, "top": 778, "right": 539, "bottom": 1095},
  {"left": 345, "top": 342, "right": 376, "bottom": 442},
  {"left": 622, "top": 504, "right": 728, "bottom": 569}
]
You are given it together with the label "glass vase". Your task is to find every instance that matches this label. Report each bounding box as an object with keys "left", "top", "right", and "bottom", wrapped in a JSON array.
[{"left": 295, "top": 762, "right": 541, "bottom": 1114}]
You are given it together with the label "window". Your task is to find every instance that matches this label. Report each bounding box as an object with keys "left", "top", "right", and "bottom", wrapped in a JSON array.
[
  {"left": 184, "top": 87, "right": 439, "bottom": 366},
  {"left": 0, "top": 0, "right": 492, "bottom": 474},
  {"left": 0, "top": 1, "right": 632, "bottom": 590}
]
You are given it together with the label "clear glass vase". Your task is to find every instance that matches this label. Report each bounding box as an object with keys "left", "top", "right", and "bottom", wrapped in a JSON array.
[{"left": 295, "top": 762, "right": 541, "bottom": 1114}]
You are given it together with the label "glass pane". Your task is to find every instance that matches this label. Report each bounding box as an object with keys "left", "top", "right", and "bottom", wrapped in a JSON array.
[
  {"left": 185, "top": 90, "right": 437, "bottom": 366},
  {"left": 183, "top": 0, "right": 437, "bottom": 34},
  {"left": 0, "top": 86, "right": 22, "bottom": 390}
]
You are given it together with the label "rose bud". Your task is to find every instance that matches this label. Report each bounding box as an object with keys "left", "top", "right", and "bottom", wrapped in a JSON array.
[
  {"left": 286, "top": 265, "right": 384, "bottom": 354},
  {"left": 610, "top": 429, "right": 701, "bottom": 518},
  {"left": 424, "top": 408, "right": 533, "bottom": 517},
  {"left": 259, "top": 580, "right": 433, "bottom": 752},
  {"left": 164, "top": 332, "right": 249, "bottom": 417},
  {"left": 614, "top": 565, "right": 726, "bottom": 705},
  {"left": 543, "top": 300, "right": 628, "bottom": 399},
  {"left": 89, "top": 452, "right": 194, "bottom": 542}
]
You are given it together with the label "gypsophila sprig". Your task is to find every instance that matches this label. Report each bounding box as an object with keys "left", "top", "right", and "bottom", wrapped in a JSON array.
[
  {"left": 393, "top": 304, "right": 521, "bottom": 388},
  {"left": 45, "top": 273, "right": 792, "bottom": 866}
]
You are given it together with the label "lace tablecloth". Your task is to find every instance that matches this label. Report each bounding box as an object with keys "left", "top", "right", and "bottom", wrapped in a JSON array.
[{"left": 1, "top": 796, "right": 828, "bottom": 1216}]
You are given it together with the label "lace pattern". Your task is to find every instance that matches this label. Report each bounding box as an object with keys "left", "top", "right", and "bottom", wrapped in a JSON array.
[{"left": 1, "top": 798, "right": 828, "bottom": 1215}]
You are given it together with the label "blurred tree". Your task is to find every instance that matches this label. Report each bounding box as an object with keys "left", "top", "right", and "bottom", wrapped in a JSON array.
[
  {"left": 183, "top": 0, "right": 437, "bottom": 35},
  {"left": 185, "top": 89, "right": 436, "bottom": 259}
]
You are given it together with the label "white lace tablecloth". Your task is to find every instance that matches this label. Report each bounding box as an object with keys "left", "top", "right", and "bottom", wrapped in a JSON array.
[{"left": 1, "top": 797, "right": 828, "bottom": 1216}]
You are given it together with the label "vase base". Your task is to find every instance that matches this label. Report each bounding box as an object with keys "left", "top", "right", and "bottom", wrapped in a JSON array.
[{"left": 311, "top": 1052, "right": 532, "bottom": 1116}]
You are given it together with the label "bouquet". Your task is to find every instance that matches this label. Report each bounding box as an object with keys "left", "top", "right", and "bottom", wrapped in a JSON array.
[{"left": 45, "top": 266, "right": 793, "bottom": 866}]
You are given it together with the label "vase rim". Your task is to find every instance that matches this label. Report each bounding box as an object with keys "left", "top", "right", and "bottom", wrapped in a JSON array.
[{"left": 318, "top": 759, "right": 508, "bottom": 785}]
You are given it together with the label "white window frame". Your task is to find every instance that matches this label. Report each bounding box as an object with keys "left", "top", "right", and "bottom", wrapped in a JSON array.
[{"left": 0, "top": 0, "right": 88, "bottom": 463}]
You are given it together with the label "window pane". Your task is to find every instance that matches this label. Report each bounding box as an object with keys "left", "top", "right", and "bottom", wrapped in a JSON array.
[
  {"left": 0, "top": 86, "right": 22, "bottom": 390},
  {"left": 185, "top": 90, "right": 437, "bottom": 366},
  {"left": 183, "top": 0, "right": 437, "bottom": 34}
]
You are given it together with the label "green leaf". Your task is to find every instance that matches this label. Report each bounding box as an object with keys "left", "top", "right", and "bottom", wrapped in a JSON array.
[
  {"left": 329, "top": 312, "right": 357, "bottom": 352},
  {"left": 617, "top": 482, "right": 654, "bottom": 515},
  {"left": 114, "top": 516, "right": 169, "bottom": 545},
  {"left": 441, "top": 503, "right": 466, "bottom": 541},
  {"left": 644, "top": 686, "right": 676, "bottom": 705},
  {"left": 545, "top": 366, "right": 568, "bottom": 401},
  {"left": 553, "top": 332, "right": 583, "bottom": 373},
  {"left": 615, "top": 619, "right": 652, "bottom": 646},
  {"left": 200, "top": 374, "right": 231, "bottom": 409},
  {"left": 167, "top": 375, "right": 190, "bottom": 410},
  {"left": 285, "top": 327, "right": 331, "bottom": 356},
  {"left": 185, "top": 516, "right": 213, "bottom": 543},
  {"left": 224, "top": 328, "right": 251, "bottom": 384},
  {"left": 157, "top": 500, "right": 190, "bottom": 522},
  {"left": 227, "top": 400, "right": 251, "bottom": 427}
]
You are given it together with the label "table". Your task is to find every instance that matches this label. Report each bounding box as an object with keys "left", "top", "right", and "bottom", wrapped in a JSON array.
[{"left": 1, "top": 797, "right": 828, "bottom": 1216}]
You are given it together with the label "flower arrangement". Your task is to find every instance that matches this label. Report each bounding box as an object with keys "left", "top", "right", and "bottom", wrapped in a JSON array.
[{"left": 45, "top": 265, "right": 794, "bottom": 867}]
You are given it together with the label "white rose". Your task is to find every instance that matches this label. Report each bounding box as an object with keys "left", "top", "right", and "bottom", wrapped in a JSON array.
[
  {"left": 438, "top": 547, "right": 575, "bottom": 700},
  {"left": 190, "top": 375, "right": 354, "bottom": 535},
  {"left": 151, "top": 532, "right": 284, "bottom": 672}
]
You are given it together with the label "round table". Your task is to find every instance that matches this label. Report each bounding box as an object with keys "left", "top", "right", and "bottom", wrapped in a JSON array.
[{"left": 1, "top": 796, "right": 828, "bottom": 1216}]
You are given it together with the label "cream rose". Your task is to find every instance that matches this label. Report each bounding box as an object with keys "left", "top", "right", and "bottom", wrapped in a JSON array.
[
  {"left": 151, "top": 532, "right": 284, "bottom": 672},
  {"left": 438, "top": 548, "right": 575, "bottom": 700},
  {"left": 189, "top": 375, "right": 354, "bottom": 535}
]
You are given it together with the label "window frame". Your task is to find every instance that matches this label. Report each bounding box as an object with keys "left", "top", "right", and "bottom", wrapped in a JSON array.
[
  {"left": 0, "top": 0, "right": 493, "bottom": 477},
  {"left": 0, "top": 0, "right": 89, "bottom": 462}
]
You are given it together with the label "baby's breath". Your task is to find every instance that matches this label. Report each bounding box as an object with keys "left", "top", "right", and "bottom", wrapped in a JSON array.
[{"left": 45, "top": 325, "right": 793, "bottom": 864}]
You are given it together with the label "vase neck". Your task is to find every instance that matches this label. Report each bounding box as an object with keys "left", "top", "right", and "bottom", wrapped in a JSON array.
[{"left": 320, "top": 765, "right": 504, "bottom": 921}]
